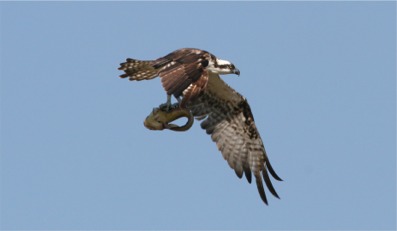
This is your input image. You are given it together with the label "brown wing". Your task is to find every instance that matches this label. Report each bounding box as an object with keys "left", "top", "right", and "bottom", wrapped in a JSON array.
[
  {"left": 187, "top": 73, "right": 282, "bottom": 205},
  {"left": 159, "top": 48, "right": 211, "bottom": 104},
  {"left": 179, "top": 71, "right": 209, "bottom": 107},
  {"left": 119, "top": 48, "right": 212, "bottom": 106},
  {"left": 118, "top": 59, "right": 159, "bottom": 81}
]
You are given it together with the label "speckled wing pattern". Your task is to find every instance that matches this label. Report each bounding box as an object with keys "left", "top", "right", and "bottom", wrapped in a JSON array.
[
  {"left": 118, "top": 48, "right": 211, "bottom": 107},
  {"left": 118, "top": 59, "right": 158, "bottom": 81},
  {"left": 187, "top": 73, "right": 282, "bottom": 205}
]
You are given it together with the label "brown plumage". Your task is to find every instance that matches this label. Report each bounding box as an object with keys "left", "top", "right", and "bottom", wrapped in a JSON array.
[
  {"left": 118, "top": 48, "right": 282, "bottom": 204},
  {"left": 119, "top": 48, "right": 212, "bottom": 107},
  {"left": 187, "top": 73, "right": 282, "bottom": 204}
]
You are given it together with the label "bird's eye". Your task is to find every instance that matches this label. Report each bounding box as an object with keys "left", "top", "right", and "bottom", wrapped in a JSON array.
[
  {"left": 201, "top": 60, "right": 209, "bottom": 67},
  {"left": 230, "top": 64, "right": 235, "bottom": 69}
]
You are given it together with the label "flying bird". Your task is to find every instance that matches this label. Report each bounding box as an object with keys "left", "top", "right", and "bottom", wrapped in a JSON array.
[{"left": 118, "top": 48, "right": 282, "bottom": 204}]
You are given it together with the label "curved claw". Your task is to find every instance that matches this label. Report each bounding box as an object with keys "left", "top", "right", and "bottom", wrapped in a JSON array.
[{"left": 143, "top": 103, "right": 194, "bottom": 132}]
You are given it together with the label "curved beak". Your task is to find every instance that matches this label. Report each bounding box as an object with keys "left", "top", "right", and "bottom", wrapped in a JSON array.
[{"left": 234, "top": 68, "right": 240, "bottom": 76}]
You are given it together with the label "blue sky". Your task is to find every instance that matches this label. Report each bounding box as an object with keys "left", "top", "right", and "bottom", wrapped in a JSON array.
[{"left": 1, "top": 1, "right": 395, "bottom": 230}]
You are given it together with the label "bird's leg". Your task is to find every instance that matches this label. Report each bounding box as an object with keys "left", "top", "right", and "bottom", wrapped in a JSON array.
[
  {"left": 159, "top": 94, "right": 172, "bottom": 111},
  {"left": 172, "top": 96, "right": 182, "bottom": 109}
]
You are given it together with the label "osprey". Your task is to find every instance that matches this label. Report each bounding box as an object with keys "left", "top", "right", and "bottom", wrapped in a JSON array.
[{"left": 118, "top": 48, "right": 282, "bottom": 204}]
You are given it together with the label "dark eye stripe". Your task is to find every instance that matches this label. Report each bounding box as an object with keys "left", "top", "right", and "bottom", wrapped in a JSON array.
[{"left": 218, "top": 64, "right": 234, "bottom": 69}]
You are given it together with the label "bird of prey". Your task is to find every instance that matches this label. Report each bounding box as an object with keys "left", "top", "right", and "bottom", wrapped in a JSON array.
[{"left": 118, "top": 48, "right": 282, "bottom": 204}]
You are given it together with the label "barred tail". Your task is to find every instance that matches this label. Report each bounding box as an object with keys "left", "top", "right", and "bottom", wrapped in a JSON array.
[{"left": 118, "top": 58, "right": 159, "bottom": 81}]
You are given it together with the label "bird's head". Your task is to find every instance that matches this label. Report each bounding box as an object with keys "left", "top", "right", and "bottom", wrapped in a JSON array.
[{"left": 207, "top": 58, "right": 240, "bottom": 76}]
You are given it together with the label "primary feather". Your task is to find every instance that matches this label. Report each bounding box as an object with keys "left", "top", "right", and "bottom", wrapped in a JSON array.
[{"left": 118, "top": 48, "right": 282, "bottom": 204}]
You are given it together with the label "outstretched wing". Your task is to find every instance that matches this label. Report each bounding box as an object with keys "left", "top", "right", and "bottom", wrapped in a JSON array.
[
  {"left": 187, "top": 73, "right": 282, "bottom": 205},
  {"left": 118, "top": 48, "right": 212, "bottom": 106}
]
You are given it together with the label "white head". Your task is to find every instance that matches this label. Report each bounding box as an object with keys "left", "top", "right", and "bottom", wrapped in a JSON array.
[{"left": 207, "top": 58, "right": 240, "bottom": 76}]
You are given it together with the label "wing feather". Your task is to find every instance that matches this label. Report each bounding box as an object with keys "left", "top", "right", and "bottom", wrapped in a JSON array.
[
  {"left": 119, "top": 48, "right": 211, "bottom": 106},
  {"left": 180, "top": 71, "right": 209, "bottom": 107},
  {"left": 118, "top": 59, "right": 159, "bottom": 81},
  {"left": 187, "top": 73, "right": 281, "bottom": 204},
  {"left": 119, "top": 49, "right": 279, "bottom": 204},
  {"left": 159, "top": 49, "right": 210, "bottom": 100}
]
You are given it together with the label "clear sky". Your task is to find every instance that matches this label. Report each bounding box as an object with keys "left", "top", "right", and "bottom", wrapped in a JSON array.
[{"left": 1, "top": 1, "right": 395, "bottom": 230}]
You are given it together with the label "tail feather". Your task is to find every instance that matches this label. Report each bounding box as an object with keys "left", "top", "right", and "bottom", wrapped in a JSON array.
[{"left": 118, "top": 59, "right": 159, "bottom": 81}]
